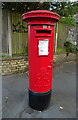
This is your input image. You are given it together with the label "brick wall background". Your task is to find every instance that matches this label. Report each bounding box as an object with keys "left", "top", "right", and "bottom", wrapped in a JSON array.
[{"left": 0, "top": 57, "right": 28, "bottom": 75}]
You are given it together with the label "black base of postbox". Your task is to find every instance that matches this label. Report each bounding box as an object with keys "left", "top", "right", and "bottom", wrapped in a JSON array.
[{"left": 29, "top": 89, "right": 52, "bottom": 111}]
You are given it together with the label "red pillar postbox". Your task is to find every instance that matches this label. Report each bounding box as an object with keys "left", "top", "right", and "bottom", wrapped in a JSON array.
[{"left": 22, "top": 10, "right": 60, "bottom": 111}]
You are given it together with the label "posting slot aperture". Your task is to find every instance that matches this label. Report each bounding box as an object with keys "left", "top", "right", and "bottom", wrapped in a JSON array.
[{"left": 36, "top": 30, "right": 51, "bottom": 34}]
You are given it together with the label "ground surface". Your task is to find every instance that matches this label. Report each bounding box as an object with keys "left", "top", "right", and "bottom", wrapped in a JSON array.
[{"left": 2, "top": 61, "right": 76, "bottom": 118}]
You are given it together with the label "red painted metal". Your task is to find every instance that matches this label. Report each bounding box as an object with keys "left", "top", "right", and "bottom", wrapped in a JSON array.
[{"left": 22, "top": 10, "right": 60, "bottom": 93}]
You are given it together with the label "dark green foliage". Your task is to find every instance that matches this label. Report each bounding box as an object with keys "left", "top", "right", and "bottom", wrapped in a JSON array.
[
  {"left": 64, "top": 41, "right": 78, "bottom": 53},
  {"left": 76, "top": 47, "right": 78, "bottom": 52},
  {"left": 59, "top": 16, "right": 76, "bottom": 26},
  {"left": 64, "top": 41, "right": 72, "bottom": 53},
  {"left": 50, "top": 2, "right": 78, "bottom": 26},
  {"left": 64, "top": 41, "right": 72, "bottom": 47},
  {"left": 2, "top": 2, "right": 78, "bottom": 16},
  {"left": 50, "top": 2, "right": 78, "bottom": 17},
  {"left": 2, "top": 2, "right": 50, "bottom": 13}
]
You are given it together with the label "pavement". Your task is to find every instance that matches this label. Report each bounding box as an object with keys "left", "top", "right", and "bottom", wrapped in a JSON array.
[
  {"left": 54, "top": 53, "right": 76, "bottom": 65},
  {"left": 2, "top": 61, "right": 77, "bottom": 118},
  {"left": 2, "top": 61, "right": 76, "bottom": 118}
]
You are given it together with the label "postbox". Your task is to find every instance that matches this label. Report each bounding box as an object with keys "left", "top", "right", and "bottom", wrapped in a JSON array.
[{"left": 22, "top": 10, "right": 60, "bottom": 111}]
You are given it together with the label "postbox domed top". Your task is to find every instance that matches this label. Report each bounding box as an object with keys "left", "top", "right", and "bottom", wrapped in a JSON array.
[{"left": 22, "top": 10, "right": 60, "bottom": 22}]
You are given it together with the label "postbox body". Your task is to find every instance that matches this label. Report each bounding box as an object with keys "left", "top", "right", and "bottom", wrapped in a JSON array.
[
  {"left": 22, "top": 10, "right": 60, "bottom": 110},
  {"left": 28, "top": 24, "right": 54, "bottom": 93}
]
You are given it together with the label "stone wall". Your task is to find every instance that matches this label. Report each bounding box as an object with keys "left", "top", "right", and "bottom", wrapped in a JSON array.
[
  {"left": 0, "top": 57, "right": 28, "bottom": 75},
  {"left": 0, "top": 53, "right": 76, "bottom": 76}
]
